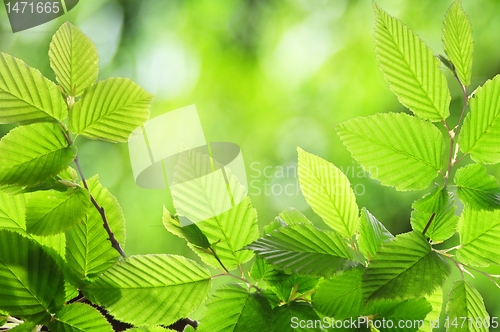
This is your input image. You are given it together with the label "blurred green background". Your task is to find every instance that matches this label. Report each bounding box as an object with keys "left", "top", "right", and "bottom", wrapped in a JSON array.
[{"left": 1, "top": 0, "right": 500, "bottom": 327}]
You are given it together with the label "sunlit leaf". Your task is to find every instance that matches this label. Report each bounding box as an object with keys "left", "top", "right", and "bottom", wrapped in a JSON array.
[
  {"left": 420, "top": 287, "right": 443, "bottom": 332},
  {"left": 454, "top": 163, "right": 500, "bottom": 210},
  {"left": 49, "top": 22, "right": 99, "bottom": 97},
  {"left": 66, "top": 176, "right": 126, "bottom": 282},
  {"left": 84, "top": 255, "right": 211, "bottom": 327},
  {"left": 374, "top": 3, "right": 450, "bottom": 121},
  {"left": 49, "top": 303, "right": 113, "bottom": 332},
  {"left": 162, "top": 207, "right": 210, "bottom": 249},
  {"left": 26, "top": 187, "right": 90, "bottom": 236},
  {"left": 198, "top": 283, "right": 272, "bottom": 332},
  {"left": 297, "top": 147, "right": 359, "bottom": 238},
  {"left": 246, "top": 223, "right": 354, "bottom": 277},
  {"left": 0, "top": 230, "right": 65, "bottom": 319},
  {"left": 335, "top": 113, "right": 444, "bottom": 191},
  {"left": 69, "top": 78, "right": 152, "bottom": 142},
  {"left": 446, "top": 280, "right": 489, "bottom": 332},
  {"left": 459, "top": 75, "right": 500, "bottom": 164},
  {"left": 273, "top": 302, "right": 321, "bottom": 332},
  {"left": 358, "top": 208, "right": 393, "bottom": 260},
  {"left": 365, "top": 298, "right": 432, "bottom": 332},
  {"left": 457, "top": 208, "right": 500, "bottom": 267},
  {"left": 0, "top": 53, "right": 66, "bottom": 124},
  {"left": 363, "top": 231, "right": 450, "bottom": 301},
  {"left": 443, "top": 0, "right": 473, "bottom": 86},
  {"left": 0, "top": 123, "right": 77, "bottom": 186}
]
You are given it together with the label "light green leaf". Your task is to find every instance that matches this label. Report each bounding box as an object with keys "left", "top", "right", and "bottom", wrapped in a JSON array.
[
  {"left": 373, "top": 3, "right": 450, "bottom": 121},
  {"left": 457, "top": 208, "right": 500, "bottom": 267},
  {"left": 454, "top": 164, "right": 500, "bottom": 210},
  {"left": 446, "top": 280, "right": 489, "bottom": 332},
  {"left": 250, "top": 257, "right": 281, "bottom": 283},
  {"left": 25, "top": 187, "right": 89, "bottom": 236},
  {"left": 198, "top": 283, "right": 272, "bottom": 332},
  {"left": 365, "top": 298, "right": 432, "bottom": 332},
  {"left": 410, "top": 187, "right": 459, "bottom": 242},
  {"left": 66, "top": 176, "right": 125, "bottom": 282},
  {"left": 268, "top": 273, "right": 318, "bottom": 303},
  {"left": 84, "top": 254, "right": 211, "bottom": 327},
  {"left": 420, "top": 287, "right": 443, "bottom": 332},
  {"left": 297, "top": 147, "right": 359, "bottom": 238},
  {"left": 125, "top": 328, "right": 175, "bottom": 332},
  {"left": 335, "top": 113, "right": 444, "bottom": 191},
  {"left": 49, "top": 22, "right": 99, "bottom": 97},
  {"left": 363, "top": 231, "right": 450, "bottom": 301},
  {"left": 69, "top": 78, "right": 152, "bottom": 142},
  {"left": 162, "top": 207, "right": 210, "bottom": 249},
  {"left": 443, "top": 0, "right": 473, "bottom": 86},
  {"left": 313, "top": 266, "right": 364, "bottom": 319},
  {"left": 273, "top": 302, "right": 321, "bottom": 332},
  {"left": 0, "top": 230, "right": 65, "bottom": 319},
  {"left": 277, "top": 207, "right": 311, "bottom": 226},
  {"left": 358, "top": 208, "right": 393, "bottom": 260},
  {"left": 246, "top": 223, "right": 354, "bottom": 277},
  {"left": 459, "top": 75, "right": 500, "bottom": 164},
  {"left": 0, "top": 123, "right": 77, "bottom": 186},
  {"left": 0, "top": 53, "right": 66, "bottom": 124},
  {"left": 48, "top": 303, "right": 113, "bottom": 332}
]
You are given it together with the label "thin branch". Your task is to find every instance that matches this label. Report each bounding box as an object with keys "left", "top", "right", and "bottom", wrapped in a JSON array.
[
  {"left": 422, "top": 212, "right": 436, "bottom": 237},
  {"left": 74, "top": 156, "right": 126, "bottom": 258},
  {"left": 208, "top": 247, "right": 229, "bottom": 273}
]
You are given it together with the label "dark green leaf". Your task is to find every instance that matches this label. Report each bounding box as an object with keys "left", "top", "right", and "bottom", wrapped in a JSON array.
[
  {"left": 358, "top": 208, "right": 393, "bottom": 260},
  {"left": 49, "top": 303, "right": 113, "bottom": 332},
  {"left": 162, "top": 207, "right": 210, "bottom": 249}
]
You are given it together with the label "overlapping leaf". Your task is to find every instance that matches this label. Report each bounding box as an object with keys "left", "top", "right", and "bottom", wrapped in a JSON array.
[
  {"left": 443, "top": 0, "right": 474, "bottom": 86},
  {"left": 49, "top": 22, "right": 99, "bottom": 97},
  {"left": 125, "top": 328, "right": 175, "bottom": 332},
  {"left": 363, "top": 231, "right": 450, "bottom": 301},
  {"left": 446, "top": 280, "right": 489, "bottom": 332},
  {"left": 358, "top": 208, "right": 393, "bottom": 260},
  {"left": 69, "top": 78, "right": 152, "bottom": 142},
  {"left": 65, "top": 176, "right": 125, "bottom": 281},
  {"left": 0, "top": 53, "right": 66, "bottom": 124},
  {"left": 410, "top": 187, "right": 459, "bottom": 242},
  {"left": 162, "top": 207, "right": 210, "bottom": 249},
  {"left": 84, "top": 255, "right": 211, "bottom": 327},
  {"left": 48, "top": 303, "right": 113, "bottom": 332},
  {"left": 365, "top": 298, "right": 432, "bottom": 332},
  {"left": 454, "top": 164, "right": 500, "bottom": 210},
  {"left": 0, "top": 230, "right": 65, "bottom": 319},
  {"left": 246, "top": 223, "right": 354, "bottom": 277},
  {"left": 335, "top": 113, "right": 444, "bottom": 191},
  {"left": 273, "top": 302, "right": 321, "bottom": 332},
  {"left": 0, "top": 123, "right": 77, "bottom": 186},
  {"left": 459, "top": 75, "right": 500, "bottom": 164},
  {"left": 421, "top": 287, "right": 443, "bottom": 332},
  {"left": 198, "top": 284, "right": 272, "bottom": 332},
  {"left": 297, "top": 147, "right": 359, "bottom": 238},
  {"left": 26, "top": 187, "right": 90, "bottom": 236},
  {"left": 457, "top": 207, "right": 500, "bottom": 267},
  {"left": 313, "top": 267, "right": 364, "bottom": 319},
  {"left": 374, "top": 3, "right": 450, "bottom": 121}
]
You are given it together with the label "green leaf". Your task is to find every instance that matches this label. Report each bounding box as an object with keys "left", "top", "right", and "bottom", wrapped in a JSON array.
[
  {"left": 48, "top": 303, "right": 113, "bottom": 332},
  {"left": 277, "top": 207, "right": 312, "bottom": 226},
  {"left": 456, "top": 208, "right": 500, "bottom": 267},
  {"left": 8, "top": 321, "right": 38, "bottom": 332},
  {"left": 363, "top": 231, "right": 450, "bottom": 301},
  {"left": 268, "top": 273, "right": 318, "bottom": 303},
  {"left": 273, "top": 302, "right": 321, "bottom": 332},
  {"left": 442, "top": 0, "right": 473, "bottom": 86},
  {"left": 459, "top": 75, "right": 500, "bottom": 164},
  {"left": 246, "top": 223, "right": 354, "bottom": 277},
  {"left": 0, "top": 123, "right": 77, "bottom": 186},
  {"left": 49, "top": 22, "right": 99, "bottom": 97},
  {"left": 420, "top": 287, "right": 443, "bottom": 332},
  {"left": 0, "top": 230, "right": 65, "bottom": 319},
  {"left": 162, "top": 207, "right": 210, "bottom": 249},
  {"left": 250, "top": 257, "right": 281, "bottom": 283},
  {"left": 125, "top": 328, "right": 175, "bottom": 332},
  {"left": 69, "top": 78, "right": 152, "bottom": 142},
  {"left": 313, "top": 267, "right": 364, "bottom": 319},
  {"left": 25, "top": 187, "right": 89, "bottom": 236},
  {"left": 454, "top": 164, "right": 500, "bottom": 210},
  {"left": 84, "top": 254, "right": 211, "bottom": 327},
  {"left": 410, "top": 187, "right": 459, "bottom": 242},
  {"left": 297, "top": 147, "right": 359, "bottom": 238},
  {"left": 0, "top": 53, "right": 66, "bottom": 124},
  {"left": 198, "top": 283, "right": 272, "bottom": 332},
  {"left": 358, "top": 208, "right": 393, "bottom": 260},
  {"left": 66, "top": 176, "right": 125, "bottom": 281},
  {"left": 335, "top": 113, "right": 444, "bottom": 191},
  {"left": 446, "top": 280, "right": 489, "bottom": 332},
  {"left": 373, "top": 3, "right": 450, "bottom": 121},
  {"left": 365, "top": 298, "right": 432, "bottom": 332}
]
